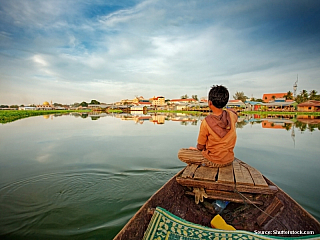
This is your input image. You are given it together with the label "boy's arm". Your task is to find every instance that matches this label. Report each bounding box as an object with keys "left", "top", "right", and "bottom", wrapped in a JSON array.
[
  {"left": 197, "top": 143, "right": 206, "bottom": 151},
  {"left": 197, "top": 119, "right": 208, "bottom": 151}
]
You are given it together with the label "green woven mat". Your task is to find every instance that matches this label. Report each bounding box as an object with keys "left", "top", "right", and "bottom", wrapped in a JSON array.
[{"left": 142, "top": 207, "right": 320, "bottom": 240}]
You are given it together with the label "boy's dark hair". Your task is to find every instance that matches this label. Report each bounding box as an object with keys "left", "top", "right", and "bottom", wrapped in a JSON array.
[{"left": 208, "top": 85, "right": 229, "bottom": 108}]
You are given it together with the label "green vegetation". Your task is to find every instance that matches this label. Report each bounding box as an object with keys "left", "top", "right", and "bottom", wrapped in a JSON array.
[
  {"left": 233, "top": 91, "right": 248, "bottom": 102},
  {"left": 79, "top": 101, "right": 88, "bottom": 107},
  {"left": 0, "top": 110, "right": 90, "bottom": 124},
  {"left": 295, "top": 89, "right": 320, "bottom": 103},
  {"left": 90, "top": 99, "right": 100, "bottom": 104},
  {"left": 107, "top": 109, "right": 123, "bottom": 113}
]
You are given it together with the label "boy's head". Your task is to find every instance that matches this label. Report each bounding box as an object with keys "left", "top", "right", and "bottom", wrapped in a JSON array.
[{"left": 208, "top": 85, "right": 229, "bottom": 109}]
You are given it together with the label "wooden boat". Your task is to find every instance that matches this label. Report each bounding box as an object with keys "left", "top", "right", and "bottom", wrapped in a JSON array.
[{"left": 113, "top": 158, "right": 320, "bottom": 239}]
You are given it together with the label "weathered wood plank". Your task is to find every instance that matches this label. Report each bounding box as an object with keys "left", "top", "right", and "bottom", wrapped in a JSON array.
[
  {"left": 176, "top": 177, "right": 235, "bottom": 192},
  {"left": 235, "top": 159, "right": 268, "bottom": 187},
  {"left": 233, "top": 160, "right": 254, "bottom": 186},
  {"left": 176, "top": 177, "right": 277, "bottom": 194},
  {"left": 249, "top": 168, "right": 269, "bottom": 187},
  {"left": 194, "top": 166, "right": 218, "bottom": 181},
  {"left": 185, "top": 190, "right": 263, "bottom": 205},
  {"left": 181, "top": 164, "right": 199, "bottom": 178},
  {"left": 257, "top": 196, "right": 284, "bottom": 226},
  {"left": 217, "top": 163, "right": 234, "bottom": 184},
  {"left": 235, "top": 184, "right": 277, "bottom": 194}
]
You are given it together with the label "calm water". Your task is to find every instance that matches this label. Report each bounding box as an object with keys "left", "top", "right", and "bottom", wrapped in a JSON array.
[{"left": 0, "top": 112, "right": 319, "bottom": 239}]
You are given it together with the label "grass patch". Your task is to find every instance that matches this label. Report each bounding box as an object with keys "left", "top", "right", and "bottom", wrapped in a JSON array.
[
  {"left": 107, "top": 109, "right": 123, "bottom": 113},
  {"left": 0, "top": 110, "right": 90, "bottom": 124}
]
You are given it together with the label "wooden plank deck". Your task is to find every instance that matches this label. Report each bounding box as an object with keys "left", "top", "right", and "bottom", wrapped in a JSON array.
[{"left": 176, "top": 158, "right": 277, "bottom": 196}]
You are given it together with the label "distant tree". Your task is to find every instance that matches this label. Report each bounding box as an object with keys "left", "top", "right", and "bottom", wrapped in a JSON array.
[
  {"left": 53, "top": 102, "right": 63, "bottom": 107},
  {"left": 192, "top": 95, "right": 198, "bottom": 101},
  {"left": 10, "top": 105, "right": 19, "bottom": 108},
  {"left": 295, "top": 95, "right": 303, "bottom": 104},
  {"left": 90, "top": 99, "right": 100, "bottom": 104},
  {"left": 233, "top": 91, "right": 247, "bottom": 102},
  {"left": 284, "top": 91, "right": 293, "bottom": 100},
  {"left": 181, "top": 94, "right": 188, "bottom": 99},
  {"left": 250, "top": 97, "right": 264, "bottom": 102},
  {"left": 80, "top": 101, "right": 88, "bottom": 107},
  {"left": 0, "top": 105, "right": 9, "bottom": 108},
  {"left": 295, "top": 90, "right": 309, "bottom": 103},
  {"left": 73, "top": 102, "right": 80, "bottom": 107},
  {"left": 309, "top": 90, "right": 318, "bottom": 100},
  {"left": 20, "top": 104, "right": 24, "bottom": 107},
  {"left": 301, "top": 90, "right": 309, "bottom": 101}
]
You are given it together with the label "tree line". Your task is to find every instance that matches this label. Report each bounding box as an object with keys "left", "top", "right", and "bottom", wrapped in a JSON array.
[{"left": 233, "top": 89, "right": 319, "bottom": 103}]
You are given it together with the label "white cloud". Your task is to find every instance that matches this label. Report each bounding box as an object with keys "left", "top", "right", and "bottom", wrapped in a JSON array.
[
  {"left": 32, "top": 55, "right": 49, "bottom": 67},
  {"left": 0, "top": 0, "right": 319, "bottom": 105}
]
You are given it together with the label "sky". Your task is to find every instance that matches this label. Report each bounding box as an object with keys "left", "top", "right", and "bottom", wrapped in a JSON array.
[{"left": 0, "top": 0, "right": 320, "bottom": 105}]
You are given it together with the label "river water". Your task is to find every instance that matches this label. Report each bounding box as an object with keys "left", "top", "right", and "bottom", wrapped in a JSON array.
[{"left": 0, "top": 112, "right": 319, "bottom": 239}]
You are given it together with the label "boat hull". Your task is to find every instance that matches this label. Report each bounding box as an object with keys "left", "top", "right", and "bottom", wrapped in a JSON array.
[{"left": 113, "top": 168, "right": 320, "bottom": 239}]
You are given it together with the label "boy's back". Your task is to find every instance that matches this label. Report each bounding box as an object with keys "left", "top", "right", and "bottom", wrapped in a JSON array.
[
  {"left": 178, "top": 85, "right": 237, "bottom": 168},
  {"left": 198, "top": 109, "right": 237, "bottom": 165}
]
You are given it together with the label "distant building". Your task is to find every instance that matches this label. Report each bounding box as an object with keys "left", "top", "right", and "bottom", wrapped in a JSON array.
[
  {"left": 130, "top": 105, "right": 145, "bottom": 111},
  {"left": 138, "top": 101, "right": 152, "bottom": 107},
  {"left": 262, "top": 93, "right": 286, "bottom": 103},
  {"left": 226, "top": 100, "right": 246, "bottom": 108},
  {"left": 245, "top": 101, "right": 264, "bottom": 111},
  {"left": 18, "top": 106, "right": 37, "bottom": 110},
  {"left": 168, "top": 98, "right": 197, "bottom": 104},
  {"left": 176, "top": 103, "right": 189, "bottom": 111},
  {"left": 150, "top": 96, "right": 165, "bottom": 106},
  {"left": 37, "top": 101, "right": 54, "bottom": 110},
  {"left": 121, "top": 99, "right": 134, "bottom": 105},
  {"left": 133, "top": 96, "right": 149, "bottom": 104},
  {"left": 297, "top": 100, "right": 320, "bottom": 112}
]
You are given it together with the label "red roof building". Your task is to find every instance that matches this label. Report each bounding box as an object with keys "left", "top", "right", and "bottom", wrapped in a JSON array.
[{"left": 262, "top": 93, "right": 286, "bottom": 103}]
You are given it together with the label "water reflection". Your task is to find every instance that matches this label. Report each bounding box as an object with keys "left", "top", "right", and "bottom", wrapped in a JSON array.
[
  {"left": 114, "top": 113, "right": 200, "bottom": 125},
  {"left": 68, "top": 111, "right": 320, "bottom": 133},
  {"left": 240, "top": 114, "right": 320, "bottom": 133}
]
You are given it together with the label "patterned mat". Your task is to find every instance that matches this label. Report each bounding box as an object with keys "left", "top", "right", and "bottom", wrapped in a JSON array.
[{"left": 143, "top": 207, "right": 320, "bottom": 240}]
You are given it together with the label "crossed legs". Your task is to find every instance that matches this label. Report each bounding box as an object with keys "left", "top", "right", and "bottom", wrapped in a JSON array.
[{"left": 178, "top": 148, "right": 232, "bottom": 168}]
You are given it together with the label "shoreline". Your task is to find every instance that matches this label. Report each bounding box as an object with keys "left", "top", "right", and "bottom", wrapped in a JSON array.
[{"left": 0, "top": 110, "right": 90, "bottom": 124}]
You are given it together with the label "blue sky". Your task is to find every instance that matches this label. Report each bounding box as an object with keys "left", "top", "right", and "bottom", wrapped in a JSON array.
[{"left": 0, "top": 0, "right": 320, "bottom": 105}]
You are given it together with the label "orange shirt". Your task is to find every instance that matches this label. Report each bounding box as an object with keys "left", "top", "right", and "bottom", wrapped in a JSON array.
[{"left": 197, "top": 110, "right": 237, "bottom": 165}]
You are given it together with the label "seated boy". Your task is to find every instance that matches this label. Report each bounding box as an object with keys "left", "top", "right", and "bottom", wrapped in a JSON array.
[{"left": 178, "top": 85, "right": 238, "bottom": 168}]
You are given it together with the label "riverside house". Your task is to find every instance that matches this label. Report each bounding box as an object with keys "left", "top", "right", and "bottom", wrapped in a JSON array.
[{"left": 297, "top": 100, "right": 320, "bottom": 112}]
